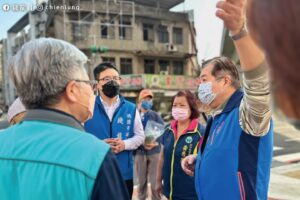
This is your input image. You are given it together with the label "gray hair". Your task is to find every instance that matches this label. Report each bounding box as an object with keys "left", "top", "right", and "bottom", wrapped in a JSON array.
[
  {"left": 202, "top": 56, "right": 240, "bottom": 89},
  {"left": 9, "top": 38, "right": 88, "bottom": 109}
]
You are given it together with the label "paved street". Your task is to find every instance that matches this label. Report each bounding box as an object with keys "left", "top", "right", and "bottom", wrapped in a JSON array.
[
  {"left": 269, "top": 117, "right": 300, "bottom": 200},
  {"left": 132, "top": 117, "right": 300, "bottom": 200}
]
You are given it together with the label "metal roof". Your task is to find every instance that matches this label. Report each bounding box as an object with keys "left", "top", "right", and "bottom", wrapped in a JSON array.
[
  {"left": 127, "top": 0, "right": 184, "bottom": 9},
  {"left": 7, "top": 13, "right": 29, "bottom": 33}
]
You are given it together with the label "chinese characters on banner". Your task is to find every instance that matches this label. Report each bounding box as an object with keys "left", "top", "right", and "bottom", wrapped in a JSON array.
[{"left": 120, "top": 74, "right": 200, "bottom": 90}]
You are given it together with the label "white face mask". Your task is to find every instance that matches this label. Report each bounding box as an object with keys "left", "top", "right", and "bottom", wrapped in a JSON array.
[
  {"left": 77, "top": 92, "right": 96, "bottom": 122},
  {"left": 198, "top": 82, "right": 217, "bottom": 105}
]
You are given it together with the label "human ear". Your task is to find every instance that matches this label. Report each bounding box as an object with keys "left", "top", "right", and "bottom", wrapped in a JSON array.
[
  {"left": 65, "top": 81, "right": 80, "bottom": 102},
  {"left": 223, "top": 75, "right": 232, "bottom": 87}
]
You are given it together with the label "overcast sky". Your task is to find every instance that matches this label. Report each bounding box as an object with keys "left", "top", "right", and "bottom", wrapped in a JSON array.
[
  {"left": 173, "top": 0, "right": 223, "bottom": 61},
  {"left": 0, "top": 0, "right": 224, "bottom": 61}
]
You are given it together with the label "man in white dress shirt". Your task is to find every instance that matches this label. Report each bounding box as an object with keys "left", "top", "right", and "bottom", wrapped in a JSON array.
[{"left": 85, "top": 62, "right": 145, "bottom": 198}]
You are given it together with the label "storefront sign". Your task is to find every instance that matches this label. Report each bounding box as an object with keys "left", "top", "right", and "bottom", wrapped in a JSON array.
[{"left": 120, "top": 74, "right": 200, "bottom": 90}]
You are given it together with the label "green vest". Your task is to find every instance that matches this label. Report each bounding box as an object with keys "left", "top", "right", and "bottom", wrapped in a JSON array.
[{"left": 0, "top": 120, "right": 109, "bottom": 200}]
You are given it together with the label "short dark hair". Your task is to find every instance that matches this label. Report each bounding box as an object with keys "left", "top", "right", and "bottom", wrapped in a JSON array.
[
  {"left": 93, "top": 62, "right": 119, "bottom": 80},
  {"left": 171, "top": 90, "right": 200, "bottom": 120},
  {"left": 202, "top": 56, "right": 240, "bottom": 89}
]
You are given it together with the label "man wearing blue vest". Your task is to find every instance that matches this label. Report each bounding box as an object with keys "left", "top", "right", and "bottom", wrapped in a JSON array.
[
  {"left": 182, "top": 0, "right": 273, "bottom": 199},
  {"left": 85, "top": 62, "right": 145, "bottom": 198},
  {"left": 0, "top": 38, "right": 129, "bottom": 200}
]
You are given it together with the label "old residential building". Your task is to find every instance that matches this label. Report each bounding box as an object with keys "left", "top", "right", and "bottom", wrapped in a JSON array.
[
  {"left": 2, "top": 0, "right": 199, "bottom": 113},
  {"left": 0, "top": 40, "right": 4, "bottom": 107}
]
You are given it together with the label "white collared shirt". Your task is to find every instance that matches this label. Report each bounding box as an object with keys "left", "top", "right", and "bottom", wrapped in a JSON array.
[{"left": 100, "top": 95, "right": 145, "bottom": 150}]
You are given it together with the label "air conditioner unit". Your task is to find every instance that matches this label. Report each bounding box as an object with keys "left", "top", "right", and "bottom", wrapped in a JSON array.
[
  {"left": 160, "top": 71, "right": 169, "bottom": 75},
  {"left": 167, "top": 44, "right": 177, "bottom": 52}
]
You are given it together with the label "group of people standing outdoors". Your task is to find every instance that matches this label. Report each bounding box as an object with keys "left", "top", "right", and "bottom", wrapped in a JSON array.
[
  {"left": 1, "top": 0, "right": 300, "bottom": 199},
  {"left": 82, "top": 62, "right": 206, "bottom": 200}
]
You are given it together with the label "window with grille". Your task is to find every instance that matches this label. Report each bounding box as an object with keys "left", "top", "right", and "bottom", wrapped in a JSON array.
[
  {"left": 72, "top": 23, "right": 89, "bottom": 41},
  {"left": 173, "top": 27, "right": 183, "bottom": 45},
  {"left": 159, "top": 60, "right": 169, "bottom": 72},
  {"left": 143, "top": 24, "right": 154, "bottom": 41},
  {"left": 144, "top": 59, "right": 155, "bottom": 74},
  {"left": 102, "top": 57, "right": 115, "bottom": 64},
  {"left": 120, "top": 58, "right": 133, "bottom": 74},
  {"left": 101, "top": 20, "right": 115, "bottom": 39},
  {"left": 119, "top": 18, "right": 132, "bottom": 40},
  {"left": 157, "top": 25, "right": 169, "bottom": 43},
  {"left": 173, "top": 61, "right": 184, "bottom": 75}
]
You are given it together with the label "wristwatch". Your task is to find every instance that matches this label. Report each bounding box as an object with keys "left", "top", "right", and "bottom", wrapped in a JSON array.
[{"left": 229, "top": 24, "right": 248, "bottom": 41}]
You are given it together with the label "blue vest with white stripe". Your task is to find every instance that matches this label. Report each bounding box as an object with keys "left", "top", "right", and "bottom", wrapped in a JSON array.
[
  {"left": 84, "top": 95, "right": 136, "bottom": 180},
  {"left": 195, "top": 89, "right": 273, "bottom": 200}
]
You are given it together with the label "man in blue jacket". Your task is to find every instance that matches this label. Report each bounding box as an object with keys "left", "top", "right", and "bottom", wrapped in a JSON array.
[
  {"left": 182, "top": 0, "right": 273, "bottom": 199},
  {"left": 85, "top": 62, "right": 145, "bottom": 198},
  {"left": 0, "top": 38, "right": 129, "bottom": 200}
]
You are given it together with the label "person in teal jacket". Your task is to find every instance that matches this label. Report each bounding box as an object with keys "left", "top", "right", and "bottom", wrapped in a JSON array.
[{"left": 0, "top": 38, "right": 129, "bottom": 200}]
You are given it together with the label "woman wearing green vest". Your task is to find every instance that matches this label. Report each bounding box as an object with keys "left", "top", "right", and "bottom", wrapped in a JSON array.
[{"left": 156, "top": 90, "right": 204, "bottom": 200}]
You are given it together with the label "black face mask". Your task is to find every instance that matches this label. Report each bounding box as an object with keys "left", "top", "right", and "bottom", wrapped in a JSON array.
[{"left": 102, "top": 80, "right": 120, "bottom": 98}]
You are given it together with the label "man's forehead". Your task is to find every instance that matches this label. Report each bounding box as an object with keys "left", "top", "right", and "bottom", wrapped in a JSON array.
[
  {"left": 200, "top": 64, "right": 213, "bottom": 77},
  {"left": 99, "top": 68, "right": 119, "bottom": 77}
]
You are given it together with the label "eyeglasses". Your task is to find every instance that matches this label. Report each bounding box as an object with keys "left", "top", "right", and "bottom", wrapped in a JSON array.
[
  {"left": 98, "top": 76, "right": 122, "bottom": 82},
  {"left": 74, "top": 80, "right": 98, "bottom": 91}
]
